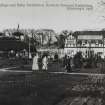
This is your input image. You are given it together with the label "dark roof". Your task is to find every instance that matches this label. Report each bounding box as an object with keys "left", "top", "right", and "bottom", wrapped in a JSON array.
[
  {"left": 0, "top": 32, "right": 4, "bottom": 36},
  {"left": 0, "top": 37, "right": 36, "bottom": 51},
  {"left": 73, "top": 31, "right": 105, "bottom": 36},
  {"left": 0, "top": 37, "right": 18, "bottom": 40},
  {"left": 36, "top": 29, "right": 54, "bottom": 32},
  {"left": 12, "top": 31, "right": 24, "bottom": 36}
]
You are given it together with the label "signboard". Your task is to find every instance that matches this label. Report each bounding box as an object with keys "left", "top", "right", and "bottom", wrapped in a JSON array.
[{"left": 78, "top": 35, "right": 103, "bottom": 40}]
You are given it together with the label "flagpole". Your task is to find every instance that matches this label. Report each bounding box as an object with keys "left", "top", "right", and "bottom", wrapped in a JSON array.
[{"left": 29, "top": 35, "right": 31, "bottom": 59}]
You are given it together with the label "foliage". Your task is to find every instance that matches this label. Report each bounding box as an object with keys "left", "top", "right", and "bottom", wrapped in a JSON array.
[{"left": 73, "top": 52, "right": 83, "bottom": 68}]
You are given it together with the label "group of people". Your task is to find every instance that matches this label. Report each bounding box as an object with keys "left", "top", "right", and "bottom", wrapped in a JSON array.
[
  {"left": 32, "top": 51, "right": 75, "bottom": 72},
  {"left": 32, "top": 53, "right": 48, "bottom": 71},
  {"left": 63, "top": 55, "right": 74, "bottom": 72}
]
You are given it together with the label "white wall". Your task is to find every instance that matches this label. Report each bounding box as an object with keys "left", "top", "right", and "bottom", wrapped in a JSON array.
[{"left": 64, "top": 47, "right": 105, "bottom": 58}]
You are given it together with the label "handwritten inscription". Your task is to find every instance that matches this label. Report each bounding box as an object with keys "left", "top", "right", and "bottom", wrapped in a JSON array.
[{"left": 0, "top": 2, "right": 93, "bottom": 11}]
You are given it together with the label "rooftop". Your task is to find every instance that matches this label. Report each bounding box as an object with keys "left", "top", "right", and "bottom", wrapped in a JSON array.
[{"left": 73, "top": 31, "right": 105, "bottom": 36}]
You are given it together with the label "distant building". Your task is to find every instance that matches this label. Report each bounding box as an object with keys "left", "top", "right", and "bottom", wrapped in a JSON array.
[
  {"left": 35, "top": 29, "right": 57, "bottom": 46},
  {"left": 64, "top": 31, "right": 105, "bottom": 58}
]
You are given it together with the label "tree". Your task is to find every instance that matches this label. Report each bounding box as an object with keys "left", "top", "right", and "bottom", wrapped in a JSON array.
[
  {"left": 12, "top": 31, "right": 24, "bottom": 40},
  {"left": 56, "top": 30, "right": 70, "bottom": 48},
  {"left": 58, "top": 34, "right": 66, "bottom": 48},
  {"left": 73, "top": 52, "right": 83, "bottom": 68}
]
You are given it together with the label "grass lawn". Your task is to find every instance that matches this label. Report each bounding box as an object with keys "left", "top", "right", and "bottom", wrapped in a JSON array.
[
  {"left": 0, "top": 71, "right": 87, "bottom": 105},
  {"left": 0, "top": 58, "right": 104, "bottom": 105}
]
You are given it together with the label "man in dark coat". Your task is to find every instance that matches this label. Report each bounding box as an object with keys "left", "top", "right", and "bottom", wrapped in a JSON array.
[{"left": 66, "top": 56, "right": 72, "bottom": 72}]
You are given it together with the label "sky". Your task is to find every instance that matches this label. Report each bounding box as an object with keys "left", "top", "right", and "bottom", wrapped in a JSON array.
[{"left": 0, "top": 0, "right": 105, "bottom": 32}]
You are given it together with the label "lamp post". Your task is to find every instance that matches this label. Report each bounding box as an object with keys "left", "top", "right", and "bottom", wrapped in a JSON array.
[
  {"left": 103, "top": 38, "right": 105, "bottom": 58},
  {"left": 28, "top": 35, "right": 31, "bottom": 59}
]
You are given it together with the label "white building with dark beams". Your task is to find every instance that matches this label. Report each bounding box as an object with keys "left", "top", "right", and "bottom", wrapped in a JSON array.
[{"left": 64, "top": 31, "right": 105, "bottom": 58}]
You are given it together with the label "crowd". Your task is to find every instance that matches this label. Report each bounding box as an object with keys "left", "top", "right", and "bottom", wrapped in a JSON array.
[
  {"left": 63, "top": 55, "right": 73, "bottom": 72},
  {"left": 27, "top": 49, "right": 105, "bottom": 72},
  {"left": 31, "top": 51, "right": 72, "bottom": 72},
  {"left": 0, "top": 48, "right": 105, "bottom": 72},
  {"left": 31, "top": 51, "right": 105, "bottom": 72}
]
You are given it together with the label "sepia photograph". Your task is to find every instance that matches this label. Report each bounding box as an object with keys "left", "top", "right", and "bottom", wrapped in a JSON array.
[{"left": 0, "top": 0, "right": 105, "bottom": 105}]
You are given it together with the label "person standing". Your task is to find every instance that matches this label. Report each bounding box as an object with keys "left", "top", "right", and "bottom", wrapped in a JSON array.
[
  {"left": 63, "top": 54, "right": 67, "bottom": 67},
  {"left": 32, "top": 53, "right": 39, "bottom": 71},
  {"left": 42, "top": 55, "right": 48, "bottom": 70},
  {"left": 38, "top": 54, "right": 42, "bottom": 71},
  {"left": 66, "top": 56, "right": 71, "bottom": 72}
]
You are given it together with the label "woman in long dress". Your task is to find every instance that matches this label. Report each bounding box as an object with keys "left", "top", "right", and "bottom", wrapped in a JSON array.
[
  {"left": 32, "top": 53, "right": 39, "bottom": 71},
  {"left": 42, "top": 56, "right": 48, "bottom": 70}
]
